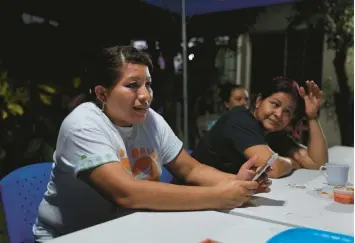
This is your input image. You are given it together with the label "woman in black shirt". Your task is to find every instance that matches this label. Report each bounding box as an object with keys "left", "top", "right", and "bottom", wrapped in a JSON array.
[{"left": 192, "top": 77, "right": 328, "bottom": 178}]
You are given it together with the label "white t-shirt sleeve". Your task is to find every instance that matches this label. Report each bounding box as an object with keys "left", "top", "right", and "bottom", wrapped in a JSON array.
[
  {"left": 56, "top": 125, "right": 122, "bottom": 177},
  {"left": 151, "top": 111, "right": 183, "bottom": 165}
]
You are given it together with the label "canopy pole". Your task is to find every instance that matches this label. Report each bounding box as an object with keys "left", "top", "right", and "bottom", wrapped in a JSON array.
[{"left": 182, "top": 0, "right": 189, "bottom": 148}]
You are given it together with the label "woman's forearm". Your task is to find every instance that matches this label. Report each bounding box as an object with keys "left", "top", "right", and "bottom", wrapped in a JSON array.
[
  {"left": 184, "top": 163, "right": 236, "bottom": 186},
  {"left": 81, "top": 161, "right": 225, "bottom": 211},
  {"left": 120, "top": 179, "right": 220, "bottom": 210},
  {"left": 167, "top": 149, "right": 236, "bottom": 187},
  {"left": 268, "top": 157, "right": 293, "bottom": 178},
  {"left": 307, "top": 118, "right": 328, "bottom": 167}
]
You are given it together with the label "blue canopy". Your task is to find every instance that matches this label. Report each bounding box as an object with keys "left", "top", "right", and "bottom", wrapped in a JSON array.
[{"left": 144, "top": 0, "right": 297, "bottom": 16}]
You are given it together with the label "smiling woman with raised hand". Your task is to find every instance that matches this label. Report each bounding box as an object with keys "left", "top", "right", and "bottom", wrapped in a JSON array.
[
  {"left": 32, "top": 45, "right": 271, "bottom": 241},
  {"left": 192, "top": 77, "right": 328, "bottom": 179}
]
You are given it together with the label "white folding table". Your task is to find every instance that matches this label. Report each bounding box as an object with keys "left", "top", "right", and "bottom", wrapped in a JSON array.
[
  {"left": 47, "top": 211, "right": 290, "bottom": 243},
  {"left": 229, "top": 146, "right": 354, "bottom": 236}
]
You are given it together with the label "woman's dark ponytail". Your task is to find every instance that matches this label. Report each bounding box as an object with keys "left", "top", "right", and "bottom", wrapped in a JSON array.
[
  {"left": 68, "top": 87, "right": 97, "bottom": 111},
  {"left": 68, "top": 93, "right": 88, "bottom": 111}
]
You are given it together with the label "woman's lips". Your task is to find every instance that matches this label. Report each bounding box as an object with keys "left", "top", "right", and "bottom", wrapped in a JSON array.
[
  {"left": 267, "top": 118, "right": 279, "bottom": 126},
  {"left": 133, "top": 107, "right": 149, "bottom": 114}
]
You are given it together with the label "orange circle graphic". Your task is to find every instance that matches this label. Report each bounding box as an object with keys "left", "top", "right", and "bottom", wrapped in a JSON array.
[
  {"left": 119, "top": 149, "right": 125, "bottom": 157},
  {"left": 132, "top": 157, "right": 159, "bottom": 181},
  {"left": 131, "top": 148, "right": 139, "bottom": 158}
]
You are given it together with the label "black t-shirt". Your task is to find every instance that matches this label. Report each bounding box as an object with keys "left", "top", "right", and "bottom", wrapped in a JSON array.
[
  {"left": 266, "top": 131, "right": 301, "bottom": 157},
  {"left": 191, "top": 106, "right": 266, "bottom": 174}
]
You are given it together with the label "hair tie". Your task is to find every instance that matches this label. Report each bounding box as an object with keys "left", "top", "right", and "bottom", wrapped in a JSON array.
[
  {"left": 291, "top": 120, "right": 303, "bottom": 141},
  {"left": 291, "top": 80, "right": 301, "bottom": 94}
]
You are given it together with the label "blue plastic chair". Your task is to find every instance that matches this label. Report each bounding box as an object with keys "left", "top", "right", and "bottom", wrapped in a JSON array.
[
  {"left": 0, "top": 162, "right": 53, "bottom": 243},
  {"left": 160, "top": 167, "right": 174, "bottom": 183},
  {"left": 159, "top": 149, "right": 193, "bottom": 183}
]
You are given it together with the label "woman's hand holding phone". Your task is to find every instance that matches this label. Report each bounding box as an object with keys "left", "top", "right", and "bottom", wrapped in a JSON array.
[
  {"left": 250, "top": 154, "right": 278, "bottom": 193},
  {"left": 236, "top": 155, "right": 273, "bottom": 194},
  {"left": 252, "top": 153, "right": 278, "bottom": 181}
]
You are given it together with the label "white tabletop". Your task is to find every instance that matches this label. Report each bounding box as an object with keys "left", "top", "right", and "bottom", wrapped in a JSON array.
[
  {"left": 47, "top": 211, "right": 289, "bottom": 243},
  {"left": 229, "top": 169, "right": 354, "bottom": 235}
]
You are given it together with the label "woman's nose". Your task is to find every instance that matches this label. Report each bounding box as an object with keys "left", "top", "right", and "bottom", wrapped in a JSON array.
[
  {"left": 138, "top": 86, "right": 151, "bottom": 102},
  {"left": 275, "top": 108, "right": 283, "bottom": 118}
]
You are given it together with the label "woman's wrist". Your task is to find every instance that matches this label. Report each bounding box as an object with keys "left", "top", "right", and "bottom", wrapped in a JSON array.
[
  {"left": 230, "top": 173, "right": 241, "bottom": 181},
  {"left": 291, "top": 159, "right": 302, "bottom": 170},
  {"left": 307, "top": 115, "right": 318, "bottom": 121}
]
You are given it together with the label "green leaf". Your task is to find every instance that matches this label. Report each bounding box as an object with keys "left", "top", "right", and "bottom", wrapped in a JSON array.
[
  {"left": 73, "top": 77, "right": 81, "bottom": 89},
  {"left": 7, "top": 103, "right": 24, "bottom": 116},
  {"left": 14, "top": 87, "right": 30, "bottom": 104},
  {"left": 1, "top": 110, "right": 8, "bottom": 120},
  {"left": 38, "top": 84, "right": 56, "bottom": 94},
  {"left": 39, "top": 93, "right": 52, "bottom": 105},
  {"left": 0, "top": 80, "right": 9, "bottom": 96}
]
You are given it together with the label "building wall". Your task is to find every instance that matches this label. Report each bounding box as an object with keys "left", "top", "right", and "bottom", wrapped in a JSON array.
[
  {"left": 238, "top": 3, "right": 302, "bottom": 90},
  {"left": 252, "top": 3, "right": 297, "bottom": 33},
  {"left": 320, "top": 45, "right": 354, "bottom": 147},
  {"left": 319, "top": 44, "right": 341, "bottom": 146}
]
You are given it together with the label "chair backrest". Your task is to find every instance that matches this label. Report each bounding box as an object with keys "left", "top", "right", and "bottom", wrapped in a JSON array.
[
  {"left": 159, "top": 149, "right": 193, "bottom": 183},
  {"left": 0, "top": 162, "right": 53, "bottom": 243},
  {"left": 160, "top": 167, "right": 174, "bottom": 183}
]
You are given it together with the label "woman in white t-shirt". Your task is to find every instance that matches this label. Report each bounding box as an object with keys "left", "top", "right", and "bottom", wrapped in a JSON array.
[{"left": 33, "top": 45, "right": 271, "bottom": 241}]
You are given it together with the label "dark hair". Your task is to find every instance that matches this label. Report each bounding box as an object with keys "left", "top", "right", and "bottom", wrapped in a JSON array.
[
  {"left": 252, "top": 76, "right": 306, "bottom": 127},
  {"left": 69, "top": 45, "right": 153, "bottom": 110},
  {"left": 219, "top": 83, "right": 245, "bottom": 103}
]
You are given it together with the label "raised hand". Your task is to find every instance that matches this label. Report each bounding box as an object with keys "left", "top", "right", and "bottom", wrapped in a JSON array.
[{"left": 299, "top": 80, "right": 322, "bottom": 119}]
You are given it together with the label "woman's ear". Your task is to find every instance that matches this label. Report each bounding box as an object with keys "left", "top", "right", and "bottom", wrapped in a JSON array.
[{"left": 94, "top": 85, "right": 107, "bottom": 104}]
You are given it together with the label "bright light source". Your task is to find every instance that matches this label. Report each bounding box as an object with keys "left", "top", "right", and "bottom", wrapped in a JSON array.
[
  {"left": 188, "top": 54, "right": 194, "bottom": 60},
  {"left": 174, "top": 52, "right": 182, "bottom": 73},
  {"left": 132, "top": 40, "right": 148, "bottom": 50},
  {"left": 155, "top": 41, "right": 160, "bottom": 50}
]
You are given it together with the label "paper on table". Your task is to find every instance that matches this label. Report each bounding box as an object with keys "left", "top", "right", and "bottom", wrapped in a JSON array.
[{"left": 304, "top": 176, "right": 328, "bottom": 190}]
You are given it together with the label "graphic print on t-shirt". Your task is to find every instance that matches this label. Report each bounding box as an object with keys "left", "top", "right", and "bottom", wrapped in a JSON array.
[
  {"left": 118, "top": 149, "right": 133, "bottom": 175},
  {"left": 118, "top": 148, "right": 160, "bottom": 181}
]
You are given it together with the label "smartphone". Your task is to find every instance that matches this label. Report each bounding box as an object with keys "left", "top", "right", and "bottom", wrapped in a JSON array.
[{"left": 252, "top": 153, "right": 278, "bottom": 181}]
